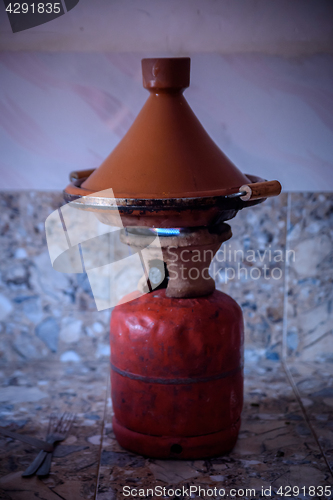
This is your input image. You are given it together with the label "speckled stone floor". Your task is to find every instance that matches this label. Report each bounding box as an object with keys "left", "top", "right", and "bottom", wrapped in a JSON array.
[{"left": 0, "top": 357, "right": 332, "bottom": 500}]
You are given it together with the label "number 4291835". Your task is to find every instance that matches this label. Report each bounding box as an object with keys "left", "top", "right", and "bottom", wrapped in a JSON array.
[{"left": 6, "top": 3, "right": 61, "bottom": 14}]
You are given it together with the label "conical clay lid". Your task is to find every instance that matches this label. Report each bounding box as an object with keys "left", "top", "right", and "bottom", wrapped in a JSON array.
[{"left": 81, "top": 58, "right": 249, "bottom": 199}]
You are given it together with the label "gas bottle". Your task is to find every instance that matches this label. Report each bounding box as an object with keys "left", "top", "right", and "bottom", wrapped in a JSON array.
[{"left": 110, "top": 288, "right": 244, "bottom": 459}]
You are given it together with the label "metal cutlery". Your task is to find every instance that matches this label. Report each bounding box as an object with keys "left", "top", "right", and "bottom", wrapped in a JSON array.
[
  {"left": 22, "top": 412, "right": 75, "bottom": 477},
  {"left": 0, "top": 427, "right": 54, "bottom": 452}
]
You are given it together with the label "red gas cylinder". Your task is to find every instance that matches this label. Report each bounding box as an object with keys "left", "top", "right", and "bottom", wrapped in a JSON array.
[{"left": 110, "top": 288, "right": 244, "bottom": 459}]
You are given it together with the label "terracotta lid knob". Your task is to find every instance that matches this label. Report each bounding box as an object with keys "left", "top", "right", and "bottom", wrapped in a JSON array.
[{"left": 142, "top": 57, "right": 190, "bottom": 93}]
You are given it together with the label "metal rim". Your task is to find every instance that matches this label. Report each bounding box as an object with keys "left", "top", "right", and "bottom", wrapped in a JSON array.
[{"left": 63, "top": 174, "right": 265, "bottom": 210}]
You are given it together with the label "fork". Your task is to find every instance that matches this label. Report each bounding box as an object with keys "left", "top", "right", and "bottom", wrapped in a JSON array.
[{"left": 22, "top": 412, "right": 75, "bottom": 477}]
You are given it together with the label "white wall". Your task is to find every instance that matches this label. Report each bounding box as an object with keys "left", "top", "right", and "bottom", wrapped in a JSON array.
[
  {"left": 1, "top": 1, "right": 333, "bottom": 191},
  {"left": 1, "top": 0, "right": 333, "bottom": 54}
]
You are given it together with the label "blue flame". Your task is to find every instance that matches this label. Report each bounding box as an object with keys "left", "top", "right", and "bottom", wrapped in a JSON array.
[{"left": 152, "top": 228, "right": 181, "bottom": 236}]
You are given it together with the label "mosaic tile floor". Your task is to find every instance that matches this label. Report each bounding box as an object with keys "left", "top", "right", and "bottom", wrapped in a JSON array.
[{"left": 0, "top": 358, "right": 332, "bottom": 500}]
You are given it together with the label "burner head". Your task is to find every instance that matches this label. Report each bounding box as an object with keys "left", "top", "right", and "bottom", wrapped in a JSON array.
[{"left": 120, "top": 223, "right": 232, "bottom": 298}]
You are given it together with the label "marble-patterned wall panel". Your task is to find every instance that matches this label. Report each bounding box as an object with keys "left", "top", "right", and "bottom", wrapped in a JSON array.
[
  {"left": 285, "top": 193, "right": 333, "bottom": 363},
  {"left": 1, "top": 190, "right": 331, "bottom": 366},
  {"left": 0, "top": 191, "right": 288, "bottom": 366},
  {"left": 0, "top": 191, "right": 114, "bottom": 367},
  {"left": 284, "top": 194, "right": 333, "bottom": 471},
  {"left": 1, "top": 53, "right": 333, "bottom": 192},
  {"left": 215, "top": 193, "right": 287, "bottom": 362}
]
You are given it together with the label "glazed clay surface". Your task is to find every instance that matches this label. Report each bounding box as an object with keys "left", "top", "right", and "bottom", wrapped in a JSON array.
[{"left": 75, "top": 57, "right": 249, "bottom": 199}]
